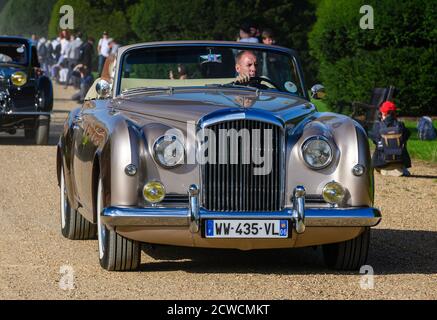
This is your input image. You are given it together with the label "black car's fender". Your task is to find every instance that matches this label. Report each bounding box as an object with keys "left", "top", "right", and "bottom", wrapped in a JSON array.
[{"left": 36, "top": 75, "right": 53, "bottom": 111}]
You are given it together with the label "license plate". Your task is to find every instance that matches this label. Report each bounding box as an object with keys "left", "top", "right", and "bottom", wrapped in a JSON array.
[{"left": 205, "top": 220, "right": 289, "bottom": 238}]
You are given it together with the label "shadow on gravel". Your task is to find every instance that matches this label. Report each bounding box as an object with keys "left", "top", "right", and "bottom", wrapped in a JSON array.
[
  {"left": 408, "top": 174, "right": 437, "bottom": 179},
  {"left": 0, "top": 121, "right": 64, "bottom": 146},
  {"left": 139, "top": 229, "right": 437, "bottom": 275}
]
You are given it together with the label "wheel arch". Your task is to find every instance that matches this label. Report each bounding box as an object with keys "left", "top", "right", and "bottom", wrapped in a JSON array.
[{"left": 91, "top": 140, "right": 112, "bottom": 224}]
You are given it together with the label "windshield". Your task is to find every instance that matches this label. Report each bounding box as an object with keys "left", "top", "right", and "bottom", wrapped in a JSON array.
[
  {"left": 0, "top": 43, "right": 27, "bottom": 65},
  {"left": 118, "top": 45, "right": 304, "bottom": 97}
]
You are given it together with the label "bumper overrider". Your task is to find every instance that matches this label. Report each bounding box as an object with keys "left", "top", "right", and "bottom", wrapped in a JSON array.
[{"left": 101, "top": 185, "right": 382, "bottom": 233}]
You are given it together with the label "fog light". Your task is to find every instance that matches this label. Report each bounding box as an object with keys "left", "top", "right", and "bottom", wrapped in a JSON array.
[
  {"left": 322, "top": 181, "right": 345, "bottom": 205},
  {"left": 143, "top": 181, "right": 166, "bottom": 204},
  {"left": 352, "top": 164, "right": 365, "bottom": 176}
]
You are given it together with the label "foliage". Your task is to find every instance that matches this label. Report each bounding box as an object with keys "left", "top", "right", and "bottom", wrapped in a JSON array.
[
  {"left": 128, "top": 0, "right": 318, "bottom": 84},
  {"left": 0, "top": 0, "right": 8, "bottom": 11},
  {"left": 311, "top": 98, "right": 331, "bottom": 113},
  {"left": 403, "top": 120, "right": 437, "bottom": 163},
  {"left": 0, "top": 0, "right": 58, "bottom": 38},
  {"left": 44, "top": 0, "right": 319, "bottom": 83},
  {"left": 309, "top": 0, "right": 437, "bottom": 116},
  {"left": 48, "top": 0, "right": 132, "bottom": 43}
]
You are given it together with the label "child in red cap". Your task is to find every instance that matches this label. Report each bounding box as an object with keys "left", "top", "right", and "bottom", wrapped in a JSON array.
[{"left": 369, "top": 101, "right": 411, "bottom": 176}]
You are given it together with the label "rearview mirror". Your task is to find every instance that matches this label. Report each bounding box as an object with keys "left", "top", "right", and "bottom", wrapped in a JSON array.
[{"left": 311, "top": 84, "right": 326, "bottom": 100}]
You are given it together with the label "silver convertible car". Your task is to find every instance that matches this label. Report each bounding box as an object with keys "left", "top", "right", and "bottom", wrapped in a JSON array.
[{"left": 57, "top": 41, "right": 381, "bottom": 271}]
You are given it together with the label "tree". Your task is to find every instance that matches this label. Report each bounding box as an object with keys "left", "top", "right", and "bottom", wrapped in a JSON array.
[
  {"left": 128, "top": 0, "right": 318, "bottom": 84},
  {"left": 309, "top": 0, "right": 437, "bottom": 115},
  {"left": 0, "top": 0, "right": 58, "bottom": 37},
  {"left": 48, "top": 0, "right": 132, "bottom": 43}
]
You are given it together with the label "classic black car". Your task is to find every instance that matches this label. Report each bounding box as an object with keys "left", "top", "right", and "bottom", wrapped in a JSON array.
[{"left": 0, "top": 36, "right": 53, "bottom": 144}]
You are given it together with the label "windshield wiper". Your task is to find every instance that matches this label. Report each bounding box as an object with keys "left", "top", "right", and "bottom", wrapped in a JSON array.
[{"left": 121, "top": 86, "right": 174, "bottom": 96}]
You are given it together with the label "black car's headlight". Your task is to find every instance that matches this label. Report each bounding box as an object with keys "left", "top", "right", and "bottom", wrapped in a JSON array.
[
  {"left": 301, "top": 136, "right": 333, "bottom": 169},
  {"left": 11, "top": 71, "right": 27, "bottom": 87},
  {"left": 153, "top": 135, "right": 185, "bottom": 168}
]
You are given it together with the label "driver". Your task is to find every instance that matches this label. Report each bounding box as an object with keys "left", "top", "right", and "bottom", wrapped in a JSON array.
[{"left": 234, "top": 50, "right": 268, "bottom": 89}]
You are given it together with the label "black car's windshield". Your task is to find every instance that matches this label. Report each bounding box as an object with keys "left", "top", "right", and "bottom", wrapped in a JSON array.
[
  {"left": 119, "top": 45, "right": 304, "bottom": 97},
  {"left": 0, "top": 43, "right": 27, "bottom": 65}
]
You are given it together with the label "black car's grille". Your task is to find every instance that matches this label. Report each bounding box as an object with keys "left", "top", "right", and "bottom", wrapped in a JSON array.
[
  {"left": 9, "top": 86, "right": 36, "bottom": 109},
  {"left": 201, "top": 119, "right": 283, "bottom": 212}
]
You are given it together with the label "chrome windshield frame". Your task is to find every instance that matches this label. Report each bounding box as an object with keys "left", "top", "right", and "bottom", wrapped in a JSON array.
[{"left": 114, "top": 41, "right": 309, "bottom": 100}]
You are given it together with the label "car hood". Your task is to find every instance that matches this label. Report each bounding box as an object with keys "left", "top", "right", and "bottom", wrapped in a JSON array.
[{"left": 114, "top": 88, "right": 315, "bottom": 125}]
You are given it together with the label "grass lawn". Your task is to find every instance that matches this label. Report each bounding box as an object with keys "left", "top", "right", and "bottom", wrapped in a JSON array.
[
  {"left": 403, "top": 120, "right": 437, "bottom": 163},
  {"left": 312, "top": 99, "right": 437, "bottom": 163},
  {"left": 311, "top": 98, "right": 331, "bottom": 113}
]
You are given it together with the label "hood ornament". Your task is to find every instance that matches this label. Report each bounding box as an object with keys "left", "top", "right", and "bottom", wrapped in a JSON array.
[{"left": 234, "top": 95, "right": 257, "bottom": 109}]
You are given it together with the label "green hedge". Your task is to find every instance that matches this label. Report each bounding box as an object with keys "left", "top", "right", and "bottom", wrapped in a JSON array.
[
  {"left": 48, "top": 0, "right": 132, "bottom": 43},
  {"left": 128, "top": 0, "right": 318, "bottom": 84},
  {"left": 0, "top": 0, "right": 57, "bottom": 37},
  {"left": 309, "top": 0, "right": 437, "bottom": 116}
]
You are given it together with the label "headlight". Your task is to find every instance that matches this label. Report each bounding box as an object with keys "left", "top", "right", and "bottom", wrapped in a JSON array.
[
  {"left": 11, "top": 71, "right": 27, "bottom": 87},
  {"left": 153, "top": 135, "right": 185, "bottom": 168},
  {"left": 302, "top": 136, "right": 333, "bottom": 169}
]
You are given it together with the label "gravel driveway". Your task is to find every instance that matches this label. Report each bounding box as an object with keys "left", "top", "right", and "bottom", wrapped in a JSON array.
[{"left": 0, "top": 85, "right": 436, "bottom": 300}]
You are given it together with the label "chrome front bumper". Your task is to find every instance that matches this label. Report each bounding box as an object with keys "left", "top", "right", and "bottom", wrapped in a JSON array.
[{"left": 101, "top": 186, "right": 382, "bottom": 233}]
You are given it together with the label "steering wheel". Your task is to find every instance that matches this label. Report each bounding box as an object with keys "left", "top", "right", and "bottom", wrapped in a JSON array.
[{"left": 235, "top": 76, "right": 281, "bottom": 90}]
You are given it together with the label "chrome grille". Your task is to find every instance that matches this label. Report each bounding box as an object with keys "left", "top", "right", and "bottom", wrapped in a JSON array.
[{"left": 201, "top": 119, "right": 283, "bottom": 212}]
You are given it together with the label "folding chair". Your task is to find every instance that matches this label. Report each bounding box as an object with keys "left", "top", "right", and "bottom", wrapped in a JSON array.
[{"left": 351, "top": 86, "right": 396, "bottom": 133}]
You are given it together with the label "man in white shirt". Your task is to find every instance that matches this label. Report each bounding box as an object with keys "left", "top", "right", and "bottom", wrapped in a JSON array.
[
  {"left": 65, "top": 32, "right": 83, "bottom": 88},
  {"left": 108, "top": 39, "right": 120, "bottom": 55},
  {"left": 97, "top": 31, "right": 110, "bottom": 75}
]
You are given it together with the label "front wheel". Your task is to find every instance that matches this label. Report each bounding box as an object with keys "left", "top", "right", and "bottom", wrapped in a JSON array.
[
  {"left": 322, "top": 227, "right": 371, "bottom": 270},
  {"left": 97, "top": 177, "right": 141, "bottom": 271}
]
